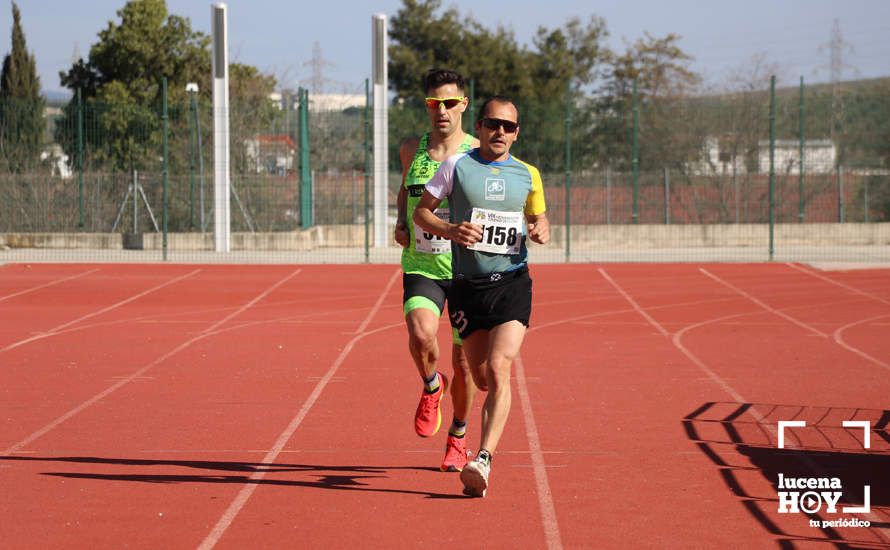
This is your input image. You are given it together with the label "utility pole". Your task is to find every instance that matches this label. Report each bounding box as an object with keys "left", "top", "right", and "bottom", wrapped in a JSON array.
[
  {"left": 820, "top": 19, "right": 855, "bottom": 155},
  {"left": 303, "top": 41, "right": 335, "bottom": 95}
]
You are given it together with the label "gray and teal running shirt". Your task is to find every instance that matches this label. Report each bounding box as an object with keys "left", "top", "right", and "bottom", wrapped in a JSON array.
[
  {"left": 424, "top": 149, "right": 547, "bottom": 278},
  {"left": 401, "top": 132, "right": 476, "bottom": 279}
]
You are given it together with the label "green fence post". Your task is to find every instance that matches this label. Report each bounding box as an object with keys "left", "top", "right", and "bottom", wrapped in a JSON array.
[
  {"left": 299, "top": 88, "right": 313, "bottom": 228},
  {"left": 837, "top": 165, "right": 845, "bottom": 223},
  {"left": 162, "top": 77, "right": 169, "bottom": 261},
  {"left": 864, "top": 178, "right": 869, "bottom": 223},
  {"left": 798, "top": 76, "right": 805, "bottom": 223},
  {"left": 77, "top": 88, "right": 84, "bottom": 229},
  {"left": 769, "top": 75, "right": 776, "bottom": 261},
  {"left": 605, "top": 167, "right": 611, "bottom": 225},
  {"left": 663, "top": 167, "right": 670, "bottom": 225},
  {"left": 364, "top": 79, "right": 371, "bottom": 263},
  {"left": 564, "top": 80, "right": 572, "bottom": 262},
  {"left": 632, "top": 79, "right": 639, "bottom": 225}
]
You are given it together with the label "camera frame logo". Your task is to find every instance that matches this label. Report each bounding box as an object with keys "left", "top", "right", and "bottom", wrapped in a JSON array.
[{"left": 776, "top": 420, "right": 872, "bottom": 529}]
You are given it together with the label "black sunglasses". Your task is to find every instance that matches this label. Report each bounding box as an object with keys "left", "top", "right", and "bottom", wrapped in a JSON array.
[{"left": 480, "top": 117, "right": 519, "bottom": 133}]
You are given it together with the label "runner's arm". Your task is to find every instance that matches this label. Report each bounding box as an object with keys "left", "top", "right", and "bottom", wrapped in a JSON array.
[
  {"left": 414, "top": 190, "right": 482, "bottom": 247},
  {"left": 395, "top": 186, "right": 409, "bottom": 247},
  {"left": 395, "top": 138, "right": 419, "bottom": 247},
  {"left": 524, "top": 164, "right": 549, "bottom": 245}
]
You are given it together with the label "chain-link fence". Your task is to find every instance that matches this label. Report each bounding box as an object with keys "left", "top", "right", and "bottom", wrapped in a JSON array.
[{"left": 1, "top": 76, "right": 888, "bottom": 263}]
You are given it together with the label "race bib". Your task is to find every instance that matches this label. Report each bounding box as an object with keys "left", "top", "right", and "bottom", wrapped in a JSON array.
[
  {"left": 414, "top": 208, "right": 451, "bottom": 254},
  {"left": 467, "top": 207, "right": 523, "bottom": 255}
]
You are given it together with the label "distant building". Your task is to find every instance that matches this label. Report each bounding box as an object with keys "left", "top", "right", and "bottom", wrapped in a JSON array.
[
  {"left": 688, "top": 136, "right": 747, "bottom": 176},
  {"left": 268, "top": 92, "right": 364, "bottom": 112},
  {"left": 689, "top": 136, "right": 837, "bottom": 175},
  {"left": 308, "top": 94, "right": 364, "bottom": 112},
  {"left": 244, "top": 134, "right": 296, "bottom": 175},
  {"left": 41, "top": 106, "right": 72, "bottom": 178},
  {"left": 757, "top": 139, "right": 836, "bottom": 174},
  {"left": 40, "top": 143, "right": 72, "bottom": 179}
]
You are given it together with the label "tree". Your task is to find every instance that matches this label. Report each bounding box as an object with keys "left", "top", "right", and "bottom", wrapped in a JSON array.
[
  {"left": 716, "top": 55, "right": 780, "bottom": 174},
  {"left": 387, "top": 0, "right": 610, "bottom": 170},
  {"left": 388, "top": 1, "right": 609, "bottom": 107},
  {"left": 520, "top": 16, "right": 609, "bottom": 170},
  {"left": 595, "top": 33, "right": 701, "bottom": 171},
  {"left": 0, "top": 1, "right": 44, "bottom": 172},
  {"left": 228, "top": 63, "right": 279, "bottom": 176},
  {"left": 56, "top": 0, "right": 211, "bottom": 171},
  {"left": 531, "top": 16, "right": 608, "bottom": 99},
  {"left": 388, "top": 0, "right": 467, "bottom": 103},
  {"left": 388, "top": 0, "right": 530, "bottom": 102},
  {"left": 61, "top": 0, "right": 209, "bottom": 104}
]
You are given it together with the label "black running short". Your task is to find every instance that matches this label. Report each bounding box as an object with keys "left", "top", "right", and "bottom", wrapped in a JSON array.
[
  {"left": 447, "top": 267, "right": 532, "bottom": 339},
  {"left": 402, "top": 273, "right": 451, "bottom": 316}
]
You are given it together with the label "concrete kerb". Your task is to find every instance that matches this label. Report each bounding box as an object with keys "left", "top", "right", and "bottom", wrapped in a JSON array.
[{"left": 1, "top": 223, "right": 888, "bottom": 265}]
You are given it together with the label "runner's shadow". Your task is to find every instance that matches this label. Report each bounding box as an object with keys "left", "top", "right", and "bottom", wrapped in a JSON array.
[
  {"left": 0, "top": 455, "right": 464, "bottom": 499},
  {"left": 683, "top": 402, "right": 890, "bottom": 548}
]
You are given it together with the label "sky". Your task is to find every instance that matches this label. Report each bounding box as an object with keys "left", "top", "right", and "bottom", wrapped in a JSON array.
[{"left": 4, "top": 0, "right": 889, "bottom": 96}]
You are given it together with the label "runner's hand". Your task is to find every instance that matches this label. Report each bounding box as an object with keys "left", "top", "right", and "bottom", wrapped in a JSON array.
[
  {"left": 448, "top": 222, "right": 483, "bottom": 247},
  {"left": 528, "top": 221, "right": 549, "bottom": 244},
  {"left": 394, "top": 222, "right": 409, "bottom": 247}
]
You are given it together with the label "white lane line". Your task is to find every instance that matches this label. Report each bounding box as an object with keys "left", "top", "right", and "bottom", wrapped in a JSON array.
[
  {"left": 514, "top": 353, "right": 563, "bottom": 550},
  {"left": 197, "top": 268, "right": 400, "bottom": 550},
  {"left": 788, "top": 263, "right": 890, "bottom": 307},
  {"left": 671, "top": 312, "right": 756, "bottom": 404},
  {"left": 833, "top": 314, "right": 890, "bottom": 372},
  {"left": 599, "top": 268, "right": 889, "bottom": 540},
  {"left": 1, "top": 269, "right": 202, "bottom": 354},
  {"left": 700, "top": 268, "right": 827, "bottom": 338},
  {"left": 597, "top": 268, "right": 669, "bottom": 337},
  {"left": 2, "top": 268, "right": 301, "bottom": 456},
  {"left": 785, "top": 264, "right": 890, "bottom": 370},
  {"left": 0, "top": 268, "right": 100, "bottom": 303}
]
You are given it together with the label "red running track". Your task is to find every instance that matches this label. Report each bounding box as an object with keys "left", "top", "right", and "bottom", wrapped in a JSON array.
[{"left": 0, "top": 262, "right": 888, "bottom": 549}]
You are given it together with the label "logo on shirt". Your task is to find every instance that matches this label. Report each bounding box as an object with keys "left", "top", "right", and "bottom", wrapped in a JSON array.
[
  {"left": 410, "top": 157, "right": 436, "bottom": 180},
  {"left": 485, "top": 178, "right": 506, "bottom": 201}
]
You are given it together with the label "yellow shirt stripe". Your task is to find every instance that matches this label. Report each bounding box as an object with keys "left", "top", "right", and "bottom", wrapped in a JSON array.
[{"left": 515, "top": 158, "right": 547, "bottom": 216}]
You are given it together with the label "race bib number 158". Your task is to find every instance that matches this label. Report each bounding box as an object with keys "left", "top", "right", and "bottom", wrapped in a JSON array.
[{"left": 467, "top": 207, "right": 523, "bottom": 255}]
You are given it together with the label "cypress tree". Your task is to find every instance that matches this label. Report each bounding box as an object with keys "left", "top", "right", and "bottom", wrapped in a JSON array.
[{"left": 0, "top": 1, "right": 44, "bottom": 171}]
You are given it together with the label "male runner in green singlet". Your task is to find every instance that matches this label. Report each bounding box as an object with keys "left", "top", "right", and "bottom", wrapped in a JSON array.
[{"left": 394, "top": 69, "right": 479, "bottom": 472}]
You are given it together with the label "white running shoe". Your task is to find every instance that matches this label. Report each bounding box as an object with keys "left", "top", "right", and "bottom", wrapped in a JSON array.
[{"left": 460, "top": 456, "right": 490, "bottom": 497}]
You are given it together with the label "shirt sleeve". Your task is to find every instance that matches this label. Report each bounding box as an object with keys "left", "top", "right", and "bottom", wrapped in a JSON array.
[
  {"left": 424, "top": 153, "right": 464, "bottom": 199},
  {"left": 523, "top": 163, "right": 547, "bottom": 216}
]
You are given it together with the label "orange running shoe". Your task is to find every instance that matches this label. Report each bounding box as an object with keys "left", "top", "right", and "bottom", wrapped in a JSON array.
[
  {"left": 414, "top": 372, "right": 448, "bottom": 437},
  {"left": 440, "top": 434, "right": 469, "bottom": 472}
]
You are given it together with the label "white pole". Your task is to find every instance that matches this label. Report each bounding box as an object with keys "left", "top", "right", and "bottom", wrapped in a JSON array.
[
  {"left": 133, "top": 169, "right": 138, "bottom": 234},
  {"left": 372, "top": 14, "right": 388, "bottom": 248},
  {"left": 212, "top": 3, "right": 231, "bottom": 252}
]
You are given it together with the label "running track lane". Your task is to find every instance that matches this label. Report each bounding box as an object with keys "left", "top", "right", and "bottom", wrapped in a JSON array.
[
  {"left": 2, "top": 263, "right": 888, "bottom": 547},
  {"left": 1, "top": 265, "right": 364, "bottom": 547},
  {"left": 528, "top": 264, "right": 888, "bottom": 547},
  {"left": 198, "top": 268, "right": 563, "bottom": 549},
  {"left": 2, "top": 265, "right": 563, "bottom": 548}
]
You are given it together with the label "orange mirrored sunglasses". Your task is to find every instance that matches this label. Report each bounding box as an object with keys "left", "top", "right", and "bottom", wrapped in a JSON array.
[{"left": 425, "top": 96, "right": 465, "bottom": 109}]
